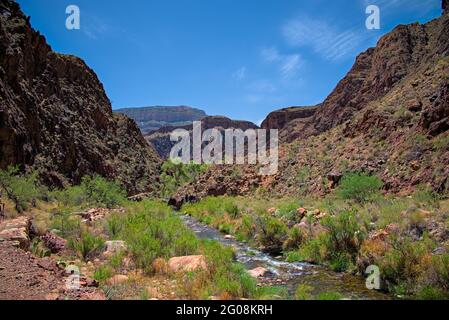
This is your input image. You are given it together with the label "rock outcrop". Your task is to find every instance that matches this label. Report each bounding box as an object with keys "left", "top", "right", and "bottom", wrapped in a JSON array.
[
  {"left": 0, "top": 1, "right": 161, "bottom": 194},
  {"left": 444, "top": 0, "right": 448, "bottom": 14},
  {"left": 261, "top": 106, "right": 318, "bottom": 130},
  {"left": 115, "top": 106, "right": 207, "bottom": 134}
]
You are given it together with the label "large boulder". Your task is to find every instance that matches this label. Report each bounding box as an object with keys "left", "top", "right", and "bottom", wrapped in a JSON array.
[
  {"left": 0, "top": 216, "right": 32, "bottom": 249},
  {"left": 168, "top": 255, "right": 207, "bottom": 273}
]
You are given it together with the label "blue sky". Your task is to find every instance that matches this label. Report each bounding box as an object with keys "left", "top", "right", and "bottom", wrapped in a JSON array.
[{"left": 18, "top": 0, "right": 441, "bottom": 124}]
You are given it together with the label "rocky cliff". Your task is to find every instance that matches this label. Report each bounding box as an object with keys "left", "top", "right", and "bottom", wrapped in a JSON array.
[
  {"left": 115, "top": 106, "right": 207, "bottom": 134},
  {"left": 0, "top": 1, "right": 161, "bottom": 194},
  {"left": 146, "top": 116, "right": 259, "bottom": 159}
]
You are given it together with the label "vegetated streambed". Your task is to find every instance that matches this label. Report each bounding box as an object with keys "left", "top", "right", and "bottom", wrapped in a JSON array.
[{"left": 181, "top": 214, "right": 389, "bottom": 300}]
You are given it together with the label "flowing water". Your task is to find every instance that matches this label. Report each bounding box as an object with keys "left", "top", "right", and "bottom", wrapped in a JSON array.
[{"left": 181, "top": 214, "right": 389, "bottom": 300}]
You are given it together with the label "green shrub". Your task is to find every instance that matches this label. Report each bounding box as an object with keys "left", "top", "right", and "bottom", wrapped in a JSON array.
[
  {"left": 160, "top": 160, "right": 207, "bottom": 198},
  {"left": 69, "top": 231, "right": 105, "bottom": 261},
  {"left": 80, "top": 175, "right": 126, "bottom": 208},
  {"left": 254, "top": 215, "right": 288, "bottom": 254},
  {"left": 50, "top": 211, "right": 82, "bottom": 239},
  {"left": 0, "top": 166, "right": 43, "bottom": 212},
  {"left": 336, "top": 173, "right": 383, "bottom": 203},
  {"left": 321, "top": 211, "right": 366, "bottom": 272},
  {"left": 52, "top": 175, "right": 126, "bottom": 209},
  {"left": 94, "top": 265, "right": 113, "bottom": 284}
]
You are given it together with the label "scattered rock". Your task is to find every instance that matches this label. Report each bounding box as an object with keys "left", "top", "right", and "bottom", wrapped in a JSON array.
[{"left": 168, "top": 255, "right": 207, "bottom": 273}]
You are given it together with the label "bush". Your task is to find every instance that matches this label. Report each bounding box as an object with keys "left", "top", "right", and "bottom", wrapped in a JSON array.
[
  {"left": 52, "top": 175, "right": 126, "bottom": 209},
  {"left": 160, "top": 160, "right": 207, "bottom": 198},
  {"left": 254, "top": 215, "right": 288, "bottom": 254},
  {"left": 80, "top": 175, "right": 126, "bottom": 208},
  {"left": 68, "top": 231, "right": 105, "bottom": 261},
  {"left": 336, "top": 173, "right": 383, "bottom": 203},
  {"left": 321, "top": 211, "right": 366, "bottom": 272},
  {"left": 0, "top": 166, "right": 43, "bottom": 212}
]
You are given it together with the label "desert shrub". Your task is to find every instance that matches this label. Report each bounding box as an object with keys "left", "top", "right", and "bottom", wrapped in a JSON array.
[
  {"left": 321, "top": 211, "right": 366, "bottom": 272},
  {"left": 283, "top": 227, "right": 304, "bottom": 251},
  {"left": 377, "top": 235, "right": 435, "bottom": 296},
  {"left": 336, "top": 173, "right": 383, "bottom": 203},
  {"left": 254, "top": 215, "right": 288, "bottom": 254},
  {"left": 160, "top": 160, "right": 207, "bottom": 198},
  {"left": 68, "top": 231, "right": 105, "bottom": 261},
  {"left": 105, "top": 213, "right": 125, "bottom": 239},
  {"left": 52, "top": 175, "right": 126, "bottom": 209},
  {"left": 50, "top": 211, "right": 82, "bottom": 239},
  {"left": 80, "top": 175, "right": 126, "bottom": 208},
  {"left": 290, "top": 211, "right": 365, "bottom": 271},
  {"left": 0, "top": 166, "right": 44, "bottom": 212},
  {"left": 94, "top": 265, "right": 113, "bottom": 284}
]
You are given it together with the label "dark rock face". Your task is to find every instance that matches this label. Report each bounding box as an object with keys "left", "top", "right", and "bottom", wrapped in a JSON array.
[
  {"left": 444, "top": 0, "right": 448, "bottom": 14},
  {"left": 115, "top": 106, "right": 207, "bottom": 134},
  {"left": 0, "top": 1, "right": 161, "bottom": 194},
  {"left": 261, "top": 106, "right": 317, "bottom": 130},
  {"left": 146, "top": 116, "right": 259, "bottom": 159}
]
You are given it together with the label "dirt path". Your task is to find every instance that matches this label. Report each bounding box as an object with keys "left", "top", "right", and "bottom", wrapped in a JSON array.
[{"left": 0, "top": 242, "right": 105, "bottom": 300}]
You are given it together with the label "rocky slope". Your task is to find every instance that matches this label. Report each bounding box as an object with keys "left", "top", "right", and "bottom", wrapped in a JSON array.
[
  {"left": 0, "top": 1, "right": 161, "bottom": 194},
  {"left": 172, "top": 3, "right": 449, "bottom": 204},
  {"left": 146, "top": 116, "right": 259, "bottom": 159},
  {"left": 115, "top": 106, "right": 207, "bottom": 134}
]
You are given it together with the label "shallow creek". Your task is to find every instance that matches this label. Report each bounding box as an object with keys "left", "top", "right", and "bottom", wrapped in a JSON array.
[{"left": 181, "top": 214, "right": 389, "bottom": 300}]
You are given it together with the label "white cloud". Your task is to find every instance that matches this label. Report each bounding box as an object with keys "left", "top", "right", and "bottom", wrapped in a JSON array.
[
  {"left": 282, "top": 16, "right": 364, "bottom": 61},
  {"left": 260, "top": 47, "right": 303, "bottom": 78},
  {"left": 280, "top": 54, "right": 303, "bottom": 79},
  {"left": 232, "top": 66, "right": 247, "bottom": 81}
]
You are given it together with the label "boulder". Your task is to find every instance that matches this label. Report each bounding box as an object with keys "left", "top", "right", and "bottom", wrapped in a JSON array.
[
  {"left": 168, "top": 255, "right": 207, "bottom": 273},
  {"left": 107, "top": 275, "right": 129, "bottom": 286},
  {"left": 0, "top": 216, "right": 31, "bottom": 249},
  {"left": 41, "top": 232, "right": 67, "bottom": 253},
  {"left": 248, "top": 267, "right": 268, "bottom": 278}
]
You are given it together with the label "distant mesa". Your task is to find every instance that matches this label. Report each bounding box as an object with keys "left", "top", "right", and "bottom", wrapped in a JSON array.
[
  {"left": 114, "top": 106, "right": 207, "bottom": 134},
  {"left": 146, "top": 116, "right": 259, "bottom": 159}
]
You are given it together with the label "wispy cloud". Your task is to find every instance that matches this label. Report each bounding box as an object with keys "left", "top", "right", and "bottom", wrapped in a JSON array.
[
  {"left": 261, "top": 47, "right": 303, "bottom": 78},
  {"left": 232, "top": 66, "right": 247, "bottom": 81},
  {"left": 282, "top": 16, "right": 364, "bottom": 61},
  {"left": 82, "top": 15, "right": 110, "bottom": 40}
]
